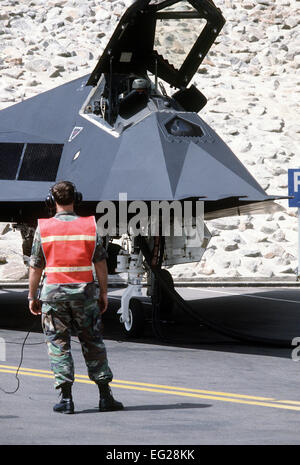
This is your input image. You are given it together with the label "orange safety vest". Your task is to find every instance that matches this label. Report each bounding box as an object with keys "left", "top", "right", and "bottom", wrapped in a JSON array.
[{"left": 38, "top": 216, "right": 97, "bottom": 285}]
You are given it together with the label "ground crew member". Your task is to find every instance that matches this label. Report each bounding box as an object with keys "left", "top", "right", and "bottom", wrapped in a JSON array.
[{"left": 28, "top": 180, "right": 123, "bottom": 414}]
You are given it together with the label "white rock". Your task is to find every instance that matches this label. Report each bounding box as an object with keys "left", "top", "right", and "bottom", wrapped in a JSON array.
[
  {"left": 9, "top": 18, "right": 34, "bottom": 31},
  {"left": 257, "top": 118, "right": 285, "bottom": 133},
  {"left": 0, "top": 223, "right": 10, "bottom": 235},
  {"left": 260, "top": 224, "right": 277, "bottom": 234},
  {"left": 243, "top": 258, "right": 259, "bottom": 273},
  {"left": 239, "top": 221, "right": 254, "bottom": 231},
  {"left": 284, "top": 16, "right": 300, "bottom": 29},
  {"left": 46, "top": 7, "right": 62, "bottom": 20},
  {"left": 0, "top": 262, "right": 28, "bottom": 281},
  {"left": 24, "top": 58, "right": 51, "bottom": 72},
  {"left": 25, "top": 79, "right": 41, "bottom": 87},
  {"left": 231, "top": 233, "right": 246, "bottom": 244},
  {"left": 240, "top": 142, "right": 252, "bottom": 153},
  {"left": 271, "top": 229, "right": 287, "bottom": 242},
  {"left": 212, "top": 218, "right": 240, "bottom": 230},
  {"left": 263, "top": 244, "right": 285, "bottom": 259},
  {"left": 256, "top": 266, "right": 274, "bottom": 278},
  {"left": 199, "top": 266, "right": 215, "bottom": 276},
  {"left": 94, "top": 8, "right": 111, "bottom": 21}
]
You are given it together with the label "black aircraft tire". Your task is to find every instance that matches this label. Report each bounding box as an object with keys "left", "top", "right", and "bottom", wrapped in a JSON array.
[
  {"left": 122, "top": 298, "right": 145, "bottom": 338},
  {"left": 157, "top": 269, "right": 175, "bottom": 321}
]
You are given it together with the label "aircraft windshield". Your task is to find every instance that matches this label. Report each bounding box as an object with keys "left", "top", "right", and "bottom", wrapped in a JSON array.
[{"left": 153, "top": 1, "right": 207, "bottom": 70}]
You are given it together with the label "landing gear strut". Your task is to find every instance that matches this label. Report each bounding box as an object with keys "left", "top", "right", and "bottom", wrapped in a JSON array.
[
  {"left": 116, "top": 235, "right": 175, "bottom": 338},
  {"left": 116, "top": 239, "right": 145, "bottom": 337}
]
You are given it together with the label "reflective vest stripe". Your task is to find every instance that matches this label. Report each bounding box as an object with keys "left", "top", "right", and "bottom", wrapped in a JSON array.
[
  {"left": 41, "top": 235, "right": 96, "bottom": 243},
  {"left": 45, "top": 266, "right": 93, "bottom": 273}
]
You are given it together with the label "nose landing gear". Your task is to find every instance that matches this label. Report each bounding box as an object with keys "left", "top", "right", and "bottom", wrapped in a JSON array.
[
  {"left": 120, "top": 297, "right": 145, "bottom": 338},
  {"left": 116, "top": 235, "right": 175, "bottom": 339}
]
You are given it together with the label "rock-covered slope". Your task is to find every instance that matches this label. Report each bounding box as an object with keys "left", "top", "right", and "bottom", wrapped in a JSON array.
[{"left": 0, "top": 0, "right": 299, "bottom": 280}]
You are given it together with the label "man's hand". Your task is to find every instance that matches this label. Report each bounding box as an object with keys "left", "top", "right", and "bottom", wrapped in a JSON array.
[
  {"left": 98, "top": 293, "right": 108, "bottom": 314},
  {"left": 28, "top": 266, "right": 43, "bottom": 315},
  {"left": 29, "top": 299, "right": 42, "bottom": 315},
  {"left": 94, "top": 260, "right": 108, "bottom": 314}
]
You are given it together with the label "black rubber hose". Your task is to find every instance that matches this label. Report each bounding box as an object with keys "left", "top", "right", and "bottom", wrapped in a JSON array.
[{"left": 136, "top": 236, "right": 292, "bottom": 348}]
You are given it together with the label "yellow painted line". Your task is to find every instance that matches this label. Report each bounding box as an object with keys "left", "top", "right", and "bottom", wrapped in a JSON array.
[
  {"left": 112, "top": 379, "right": 274, "bottom": 401},
  {"left": 0, "top": 364, "right": 54, "bottom": 375},
  {"left": 1, "top": 369, "right": 300, "bottom": 412},
  {"left": 0, "top": 369, "right": 53, "bottom": 380},
  {"left": 1, "top": 365, "right": 300, "bottom": 411},
  {"left": 108, "top": 384, "right": 300, "bottom": 412},
  {"left": 274, "top": 400, "right": 300, "bottom": 405},
  {"left": 0, "top": 364, "right": 276, "bottom": 401}
]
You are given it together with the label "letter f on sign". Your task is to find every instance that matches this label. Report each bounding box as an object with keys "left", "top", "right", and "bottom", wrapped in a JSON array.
[{"left": 294, "top": 172, "right": 300, "bottom": 193}]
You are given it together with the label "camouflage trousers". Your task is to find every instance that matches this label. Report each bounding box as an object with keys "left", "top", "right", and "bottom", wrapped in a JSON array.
[{"left": 41, "top": 300, "right": 113, "bottom": 389}]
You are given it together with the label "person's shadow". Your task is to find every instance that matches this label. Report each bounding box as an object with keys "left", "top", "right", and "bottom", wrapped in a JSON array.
[{"left": 76, "top": 403, "right": 211, "bottom": 414}]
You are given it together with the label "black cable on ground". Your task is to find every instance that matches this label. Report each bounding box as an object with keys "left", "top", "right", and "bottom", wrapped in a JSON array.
[
  {"left": 137, "top": 236, "right": 292, "bottom": 348},
  {"left": 0, "top": 320, "right": 39, "bottom": 394},
  {"left": 0, "top": 323, "right": 88, "bottom": 395}
]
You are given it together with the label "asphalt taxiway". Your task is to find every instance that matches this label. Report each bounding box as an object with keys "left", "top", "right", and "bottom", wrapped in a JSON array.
[{"left": 1, "top": 286, "right": 300, "bottom": 445}]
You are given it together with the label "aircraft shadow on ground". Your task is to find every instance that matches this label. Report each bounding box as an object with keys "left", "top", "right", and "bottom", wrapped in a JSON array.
[{"left": 0, "top": 288, "right": 299, "bottom": 359}]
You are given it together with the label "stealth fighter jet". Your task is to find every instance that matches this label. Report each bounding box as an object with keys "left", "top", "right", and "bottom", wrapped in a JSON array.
[{"left": 0, "top": 0, "right": 285, "bottom": 337}]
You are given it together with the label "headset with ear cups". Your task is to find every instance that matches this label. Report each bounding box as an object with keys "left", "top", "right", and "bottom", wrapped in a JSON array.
[{"left": 45, "top": 181, "right": 83, "bottom": 209}]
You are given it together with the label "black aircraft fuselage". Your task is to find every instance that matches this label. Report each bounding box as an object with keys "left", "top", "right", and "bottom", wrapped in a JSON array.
[{"left": 0, "top": 0, "right": 284, "bottom": 227}]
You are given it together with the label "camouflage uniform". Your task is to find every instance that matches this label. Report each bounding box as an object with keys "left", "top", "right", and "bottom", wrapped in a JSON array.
[{"left": 30, "top": 211, "right": 113, "bottom": 389}]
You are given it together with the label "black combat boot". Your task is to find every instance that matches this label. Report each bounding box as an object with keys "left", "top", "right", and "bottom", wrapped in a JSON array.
[
  {"left": 53, "top": 383, "right": 74, "bottom": 414},
  {"left": 98, "top": 383, "right": 124, "bottom": 412}
]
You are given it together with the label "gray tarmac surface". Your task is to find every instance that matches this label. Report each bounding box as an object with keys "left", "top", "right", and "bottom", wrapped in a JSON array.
[{"left": 1, "top": 286, "right": 300, "bottom": 445}]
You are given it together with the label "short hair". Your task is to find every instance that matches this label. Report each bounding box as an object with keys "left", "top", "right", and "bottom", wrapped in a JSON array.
[{"left": 51, "top": 181, "right": 75, "bottom": 206}]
